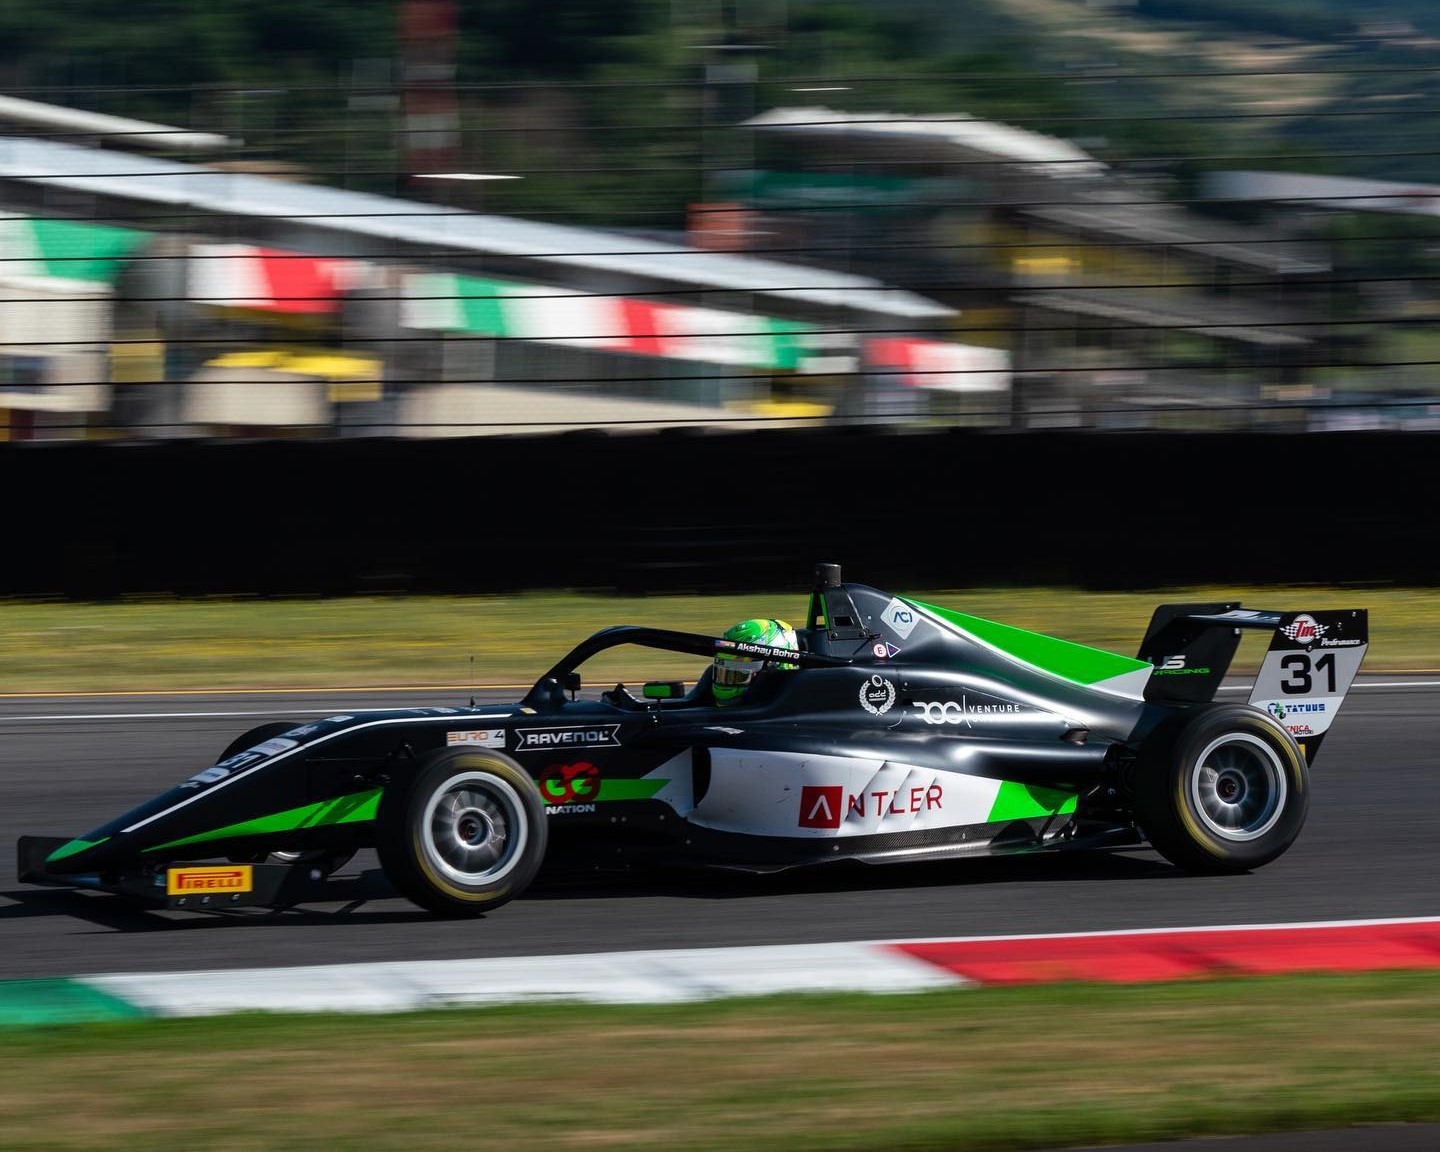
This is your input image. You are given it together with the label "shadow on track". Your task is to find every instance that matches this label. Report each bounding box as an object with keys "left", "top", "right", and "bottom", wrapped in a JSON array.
[{"left": 1, "top": 849, "right": 1188, "bottom": 931}]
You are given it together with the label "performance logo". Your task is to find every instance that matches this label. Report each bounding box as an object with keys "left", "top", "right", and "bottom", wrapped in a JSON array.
[
  {"left": 859, "top": 674, "right": 897, "bottom": 715},
  {"left": 539, "top": 761, "right": 601, "bottom": 805},
  {"left": 167, "top": 865, "right": 253, "bottom": 896},
  {"left": 880, "top": 598, "right": 920, "bottom": 640},
  {"left": 515, "top": 725, "right": 621, "bottom": 751},
  {"left": 1281, "top": 614, "right": 1328, "bottom": 644}
]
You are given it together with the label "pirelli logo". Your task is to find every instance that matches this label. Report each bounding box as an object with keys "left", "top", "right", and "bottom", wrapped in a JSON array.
[{"left": 166, "top": 865, "right": 253, "bottom": 896}]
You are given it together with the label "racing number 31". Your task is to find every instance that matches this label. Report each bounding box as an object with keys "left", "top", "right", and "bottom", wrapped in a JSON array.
[{"left": 1280, "top": 652, "right": 1337, "bottom": 695}]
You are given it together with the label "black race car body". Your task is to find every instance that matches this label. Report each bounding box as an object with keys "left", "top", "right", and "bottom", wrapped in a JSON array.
[{"left": 18, "top": 564, "right": 1369, "bottom": 916}]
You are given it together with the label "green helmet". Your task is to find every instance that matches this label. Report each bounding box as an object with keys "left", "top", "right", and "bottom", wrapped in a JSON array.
[{"left": 713, "top": 618, "right": 799, "bottom": 705}]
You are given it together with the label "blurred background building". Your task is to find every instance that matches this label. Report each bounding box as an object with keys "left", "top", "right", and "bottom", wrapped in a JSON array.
[{"left": 2, "top": 0, "right": 1440, "bottom": 438}]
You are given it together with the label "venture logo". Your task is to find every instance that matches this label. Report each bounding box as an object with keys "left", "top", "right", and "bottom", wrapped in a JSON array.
[{"left": 911, "top": 697, "right": 1025, "bottom": 727}]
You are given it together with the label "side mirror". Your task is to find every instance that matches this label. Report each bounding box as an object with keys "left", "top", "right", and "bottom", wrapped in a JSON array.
[
  {"left": 564, "top": 671, "right": 582, "bottom": 700},
  {"left": 642, "top": 680, "right": 685, "bottom": 701}
]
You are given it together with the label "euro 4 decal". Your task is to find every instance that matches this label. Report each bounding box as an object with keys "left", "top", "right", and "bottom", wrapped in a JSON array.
[
  {"left": 447, "top": 729, "right": 506, "bottom": 748},
  {"left": 881, "top": 598, "right": 920, "bottom": 640},
  {"left": 859, "top": 675, "right": 897, "bottom": 715},
  {"left": 514, "top": 725, "right": 620, "bottom": 752}
]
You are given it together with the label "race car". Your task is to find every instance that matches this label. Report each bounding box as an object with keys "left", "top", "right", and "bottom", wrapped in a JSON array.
[{"left": 18, "top": 563, "right": 1368, "bottom": 917}]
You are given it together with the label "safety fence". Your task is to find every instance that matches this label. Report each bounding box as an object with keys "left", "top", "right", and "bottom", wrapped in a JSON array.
[{"left": 1, "top": 426, "right": 1426, "bottom": 597}]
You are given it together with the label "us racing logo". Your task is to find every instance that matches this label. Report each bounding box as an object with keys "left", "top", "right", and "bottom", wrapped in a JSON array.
[{"left": 859, "top": 675, "right": 897, "bottom": 715}]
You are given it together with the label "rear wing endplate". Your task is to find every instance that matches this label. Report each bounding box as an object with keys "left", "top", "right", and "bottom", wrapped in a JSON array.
[{"left": 1137, "top": 604, "right": 1368, "bottom": 762}]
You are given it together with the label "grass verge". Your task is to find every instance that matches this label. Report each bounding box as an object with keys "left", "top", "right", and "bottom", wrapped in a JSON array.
[
  {"left": 0, "top": 584, "right": 1431, "bottom": 694},
  {"left": 1, "top": 971, "right": 1438, "bottom": 1151}
]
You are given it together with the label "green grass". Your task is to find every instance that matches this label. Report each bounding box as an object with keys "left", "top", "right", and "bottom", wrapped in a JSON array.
[
  {"left": 2, "top": 972, "right": 1438, "bottom": 1151},
  {"left": 0, "top": 585, "right": 1429, "bottom": 694}
]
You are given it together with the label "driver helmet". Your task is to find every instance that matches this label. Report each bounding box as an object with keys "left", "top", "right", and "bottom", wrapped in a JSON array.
[{"left": 713, "top": 618, "right": 799, "bottom": 705}]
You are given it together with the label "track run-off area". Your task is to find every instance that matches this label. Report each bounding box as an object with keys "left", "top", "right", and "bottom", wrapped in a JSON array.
[{"left": 2, "top": 680, "right": 1437, "bottom": 981}]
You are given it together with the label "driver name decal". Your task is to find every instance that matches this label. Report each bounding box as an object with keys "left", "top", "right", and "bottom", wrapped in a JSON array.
[{"left": 515, "top": 725, "right": 621, "bottom": 751}]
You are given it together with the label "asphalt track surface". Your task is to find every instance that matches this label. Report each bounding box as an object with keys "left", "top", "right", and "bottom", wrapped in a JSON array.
[{"left": 2, "top": 682, "right": 1437, "bottom": 981}]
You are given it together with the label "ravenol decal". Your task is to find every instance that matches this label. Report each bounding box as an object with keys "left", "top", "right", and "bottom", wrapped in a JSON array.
[
  {"left": 880, "top": 598, "right": 920, "bottom": 640},
  {"left": 166, "top": 865, "right": 252, "bottom": 896},
  {"left": 1281, "top": 614, "right": 1328, "bottom": 644},
  {"left": 515, "top": 725, "right": 620, "bottom": 751},
  {"left": 859, "top": 675, "right": 897, "bottom": 715}
]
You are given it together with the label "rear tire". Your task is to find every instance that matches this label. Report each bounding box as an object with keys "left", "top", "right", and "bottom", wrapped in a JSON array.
[
  {"left": 1134, "top": 704, "right": 1309, "bottom": 874},
  {"left": 376, "top": 748, "right": 547, "bottom": 917}
]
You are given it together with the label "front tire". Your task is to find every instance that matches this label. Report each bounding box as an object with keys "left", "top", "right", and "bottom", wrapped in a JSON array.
[
  {"left": 219, "top": 721, "right": 354, "bottom": 877},
  {"left": 376, "top": 748, "right": 547, "bottom": 916},
  {"left": 1135, "top": 704, "right": 1309, "bottom": 874}
]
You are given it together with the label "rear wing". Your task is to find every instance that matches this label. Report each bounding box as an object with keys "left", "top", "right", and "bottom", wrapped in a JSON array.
[{"left": 1137, "top": 604, "right": 1368, "bottom": 762}]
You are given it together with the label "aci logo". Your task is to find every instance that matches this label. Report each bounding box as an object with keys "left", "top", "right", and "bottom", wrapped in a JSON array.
[
  {"left": 881, "top": 598, "right": 920, "bottom": 640},
  {"left": 539, "top": 762, "right": 600, "bottom": 805}
]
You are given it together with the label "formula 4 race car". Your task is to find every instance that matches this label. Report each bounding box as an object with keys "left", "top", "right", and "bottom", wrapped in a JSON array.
[{"left": 19, "top": 564, "right": 1368, "bottom": 917}]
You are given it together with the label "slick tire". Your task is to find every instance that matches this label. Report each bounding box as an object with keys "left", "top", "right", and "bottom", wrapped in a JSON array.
[
  {"left": 218, "top": 722, "right": 354, "bottom": 877},
  {"left": 376, "top": 748, "right": 547, "bottom": 917},
  {"left": 217, "top": 721, "right": 297, "bottom": 765},
  {"left": 1134, "top": 704, "right": 1309, "bottom": 874}
]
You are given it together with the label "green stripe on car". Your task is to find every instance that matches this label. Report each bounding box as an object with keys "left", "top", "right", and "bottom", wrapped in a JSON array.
[
  {"left": 145, "top": 789, "right": 383, "bottom": 853},
  {"left": 908, "top": 599, "right": 1151, "bottom": 689}
]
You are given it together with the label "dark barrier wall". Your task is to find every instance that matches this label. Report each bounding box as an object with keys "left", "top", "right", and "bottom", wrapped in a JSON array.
[{"left": 2, "top": 427, "right": 1430, "bottom": 597}]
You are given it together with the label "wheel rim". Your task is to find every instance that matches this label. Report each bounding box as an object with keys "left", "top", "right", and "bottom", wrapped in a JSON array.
[
  {"left": 1189, "top": 732, "right": 1288, "bottom": 842},
  {"left": 420, "top": 771, "right": 529, "bottom": 886}
]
